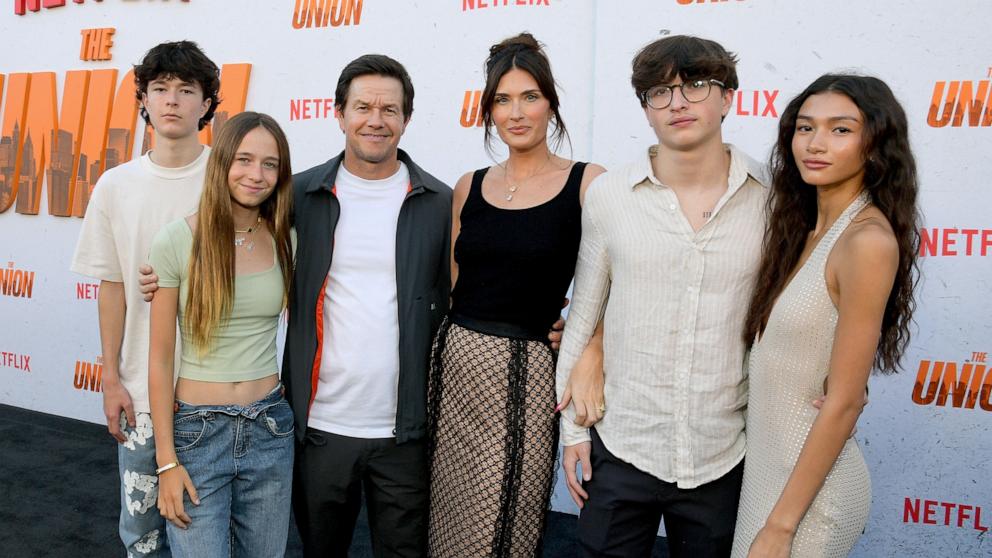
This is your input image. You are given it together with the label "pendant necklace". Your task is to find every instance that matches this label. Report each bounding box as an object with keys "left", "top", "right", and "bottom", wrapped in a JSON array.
[
  {"left": 234, "top": 216, "right": 261, "bottom": 251},
  {"left": 503, "top": 158, "right": 550, "bottom": 202}
]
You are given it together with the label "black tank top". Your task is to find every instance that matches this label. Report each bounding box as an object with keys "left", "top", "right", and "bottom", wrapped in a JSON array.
[{"left": 450, "top": 162, "right": 587, "bottom": 337}]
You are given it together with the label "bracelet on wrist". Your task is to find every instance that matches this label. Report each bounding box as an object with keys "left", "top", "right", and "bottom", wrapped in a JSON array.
[{"left": 155, "top": 462, "right": 179, "bottom": 475}]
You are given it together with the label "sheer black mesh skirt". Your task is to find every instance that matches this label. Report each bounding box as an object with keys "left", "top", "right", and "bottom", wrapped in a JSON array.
[{"left": 427, "top": 319, "right": 559, "bottom": 557}]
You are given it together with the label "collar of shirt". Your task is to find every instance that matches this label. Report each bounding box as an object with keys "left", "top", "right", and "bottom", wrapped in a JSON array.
[{"left": 626, "top": 143, "right": 769, "bottom": 194}]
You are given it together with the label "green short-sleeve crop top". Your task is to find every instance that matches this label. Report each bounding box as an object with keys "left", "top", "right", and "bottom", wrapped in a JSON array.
[{"left": 148, "top": 218, "right": 295, "bottom": 382}]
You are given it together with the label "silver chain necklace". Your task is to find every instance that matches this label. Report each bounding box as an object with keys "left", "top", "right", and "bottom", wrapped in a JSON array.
[{"left": 234, "top": 216, "right": 261, "bottom": 252}]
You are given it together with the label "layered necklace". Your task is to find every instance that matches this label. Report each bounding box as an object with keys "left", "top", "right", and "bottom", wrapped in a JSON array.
[{"left": 234, "top": 216, "right": 261, "bottom": 251}]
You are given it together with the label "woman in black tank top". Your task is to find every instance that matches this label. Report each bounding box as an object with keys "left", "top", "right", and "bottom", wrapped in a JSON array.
[{"left": 426, "top": 33, "right": 605, "bottom": 557}]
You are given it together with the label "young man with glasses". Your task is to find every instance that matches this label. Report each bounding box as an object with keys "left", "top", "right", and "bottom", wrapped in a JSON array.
[{"left": 555, "top": 35, "right": 766, "bottom": 556}]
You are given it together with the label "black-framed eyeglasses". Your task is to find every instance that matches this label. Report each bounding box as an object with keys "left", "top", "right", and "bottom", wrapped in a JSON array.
[{"left": 641, "top": 79, "right": 726, "bottom": 109}]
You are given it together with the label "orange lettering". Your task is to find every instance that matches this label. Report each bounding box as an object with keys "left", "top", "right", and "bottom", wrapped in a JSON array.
[
  {"left": 951, "top": 81, "right": 990, "bottom": 127},
  {"left": 1, "top": 64, "right": 249, "bottom": 218},
  {"left": 292, "top": 0, "right": 318, "bottom": 29},
  {"left": 935, "top": 362, "right": 965, "bottom": 407},
  {"left": 99, "top": 28, "right": 115, "bottom": 60},
  {"left": 965, "top": 365, "right": 986, "bottom": 409},
  {"left": 460, "top": 90, "right": 483, "bottom": 128},
  {"left": 14, "top": 73, "right": 57, "bottom": 216},
  {"left": 57, "top": 70, "right": 90, "bottom": 217},
  {"left": 981, "top": 367, "right": 992, "bottom": 412},
  {"left": 105, "top": 69, "right": 139, "bottom": 174},
  {"left": 85, "top": 29, "right": 102, "bottom": 61},
  {"left": 0, "top": 74, "right": 31, "bottom": 213},
  {"left": 331, "top": 0, "right": 359, "bottom": 26},
  {"left": 85, "top": 361, "right": 102, "bottom": 391},
  {"left": 79, "top": 29, "right": 94, "bottom": 60},
  {"left": 72, "top": 69, "right": 116, "bottom": 217},
  {"left": 73, "top": 361, "right": 87, "bottom": 389},
  {"left": 911, "top": 360, "right": 939, "bottom": 405},
  {"left": 198, "top": 64, "right": 252, "bottom": 145},
  {"left": 927, "top": 81, "right": 958, "bottom": 128}
]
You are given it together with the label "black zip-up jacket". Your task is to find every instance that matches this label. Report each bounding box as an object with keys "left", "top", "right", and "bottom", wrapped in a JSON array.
[{"left": 282, "top": 149, "right": 451, "bottom": 444}]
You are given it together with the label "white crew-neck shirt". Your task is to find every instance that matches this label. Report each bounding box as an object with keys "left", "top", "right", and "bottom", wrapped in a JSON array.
[
  {"left": 309, "top": 162, "right": 409, "bottom": 438},
  {"left": 70, "top": 147, "right": 210, "bottom": 413}
]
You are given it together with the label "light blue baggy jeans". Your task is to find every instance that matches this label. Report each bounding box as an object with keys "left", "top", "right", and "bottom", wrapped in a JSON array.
[{"left": 166, "top": 385, "right": 294, "bottom": 558}]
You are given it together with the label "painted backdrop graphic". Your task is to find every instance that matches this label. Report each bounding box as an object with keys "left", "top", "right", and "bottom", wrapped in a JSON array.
[{"left": 1, "top": 1, "right": 989, "bottom": 556}]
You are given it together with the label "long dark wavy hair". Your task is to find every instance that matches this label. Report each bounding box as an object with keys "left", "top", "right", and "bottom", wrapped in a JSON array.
[{"left": 742, "top": 74, "right": 920, "bottom": 374}]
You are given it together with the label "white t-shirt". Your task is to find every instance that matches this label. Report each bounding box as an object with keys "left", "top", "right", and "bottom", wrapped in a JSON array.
[
  {"left": 308, "top": 162, "right": 409, "bottom": 438},
  {"left": 71, "top": 148, "right": 209, "bottom": 413}
]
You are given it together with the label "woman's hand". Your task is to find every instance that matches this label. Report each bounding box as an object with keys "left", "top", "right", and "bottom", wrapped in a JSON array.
[
  {"left": 747, "top": 523, "right": 795, "bottom": 558},
  {"left": 157, "top": 465, "right": 199, "bottom": 529},
  {"left": 557, "top": 337, "right": 605, "bottom": 427}
]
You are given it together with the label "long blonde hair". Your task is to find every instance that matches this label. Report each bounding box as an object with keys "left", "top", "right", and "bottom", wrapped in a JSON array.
[{"left": 184, "top": 112, "right": 294, "bottom": 353}]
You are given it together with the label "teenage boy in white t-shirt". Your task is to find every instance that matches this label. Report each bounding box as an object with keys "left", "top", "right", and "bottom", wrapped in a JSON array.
[{"left": 71, "top": 40, "right": 220, "bottom": 557}]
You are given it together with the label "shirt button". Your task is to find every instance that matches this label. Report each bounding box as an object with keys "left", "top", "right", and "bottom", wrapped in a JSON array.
[{"left": 669, "top": 203, "right": 676, "bottom": 211}]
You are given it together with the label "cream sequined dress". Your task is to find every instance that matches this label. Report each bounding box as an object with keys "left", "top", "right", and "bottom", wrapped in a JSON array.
[{"left": 731, "top": 193, "right": 872, "bottom": 557}]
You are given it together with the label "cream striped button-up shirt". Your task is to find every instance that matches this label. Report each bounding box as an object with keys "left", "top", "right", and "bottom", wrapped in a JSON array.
[{"left": 556, "top": 144, "right": 768, "bottom": 489}]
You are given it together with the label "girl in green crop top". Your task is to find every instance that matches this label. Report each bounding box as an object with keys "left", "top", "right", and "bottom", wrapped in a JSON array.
[{"left": 148, "top": 112, "right": 295, "bottom": 557}]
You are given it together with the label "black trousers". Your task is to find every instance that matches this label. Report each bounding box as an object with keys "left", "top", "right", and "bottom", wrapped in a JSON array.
[
  {"left": 578, "top": 429, "right": 743, "bottom": 558},
  {"left": 293, "top": 428, "right": 428, "bottom": 558}
]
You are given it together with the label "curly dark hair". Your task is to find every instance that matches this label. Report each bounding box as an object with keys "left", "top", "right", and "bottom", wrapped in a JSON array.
[
  {"left": 742, "top": 74, "right": 920, "bottom": 374},
  {"left": 134, "top": 40, "right": 221, "bottom": 130},
  {"left": 480, "top": 32, "right": 570, "bottom": 156}
]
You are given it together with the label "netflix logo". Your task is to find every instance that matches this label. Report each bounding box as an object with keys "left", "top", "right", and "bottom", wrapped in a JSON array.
[{"left": 903, "top": 497, "right": 989, "bottom": 532}]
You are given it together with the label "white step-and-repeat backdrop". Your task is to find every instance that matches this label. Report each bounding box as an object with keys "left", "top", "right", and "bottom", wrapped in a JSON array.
[{"left": 1, "top": 1, "right": 988, "bottom": 555}]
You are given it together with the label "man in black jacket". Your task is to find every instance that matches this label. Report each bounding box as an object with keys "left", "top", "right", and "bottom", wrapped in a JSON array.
[{"left": 284, "top": 54, "right": 451, "bottom": 557}]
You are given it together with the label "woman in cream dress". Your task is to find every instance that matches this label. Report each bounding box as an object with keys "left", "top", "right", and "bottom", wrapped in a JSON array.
[{"left": 732, "top": 75, "right": 919, "bottom": 558}]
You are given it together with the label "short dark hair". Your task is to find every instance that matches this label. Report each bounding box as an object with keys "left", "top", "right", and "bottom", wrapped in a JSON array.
[
  {"left": 631, "top": 35, "right": 739, "bottom": 107},
  {"left": 480, "top": 32, "right": 570, "bottom": 156},
  {"left": 134, "top": 41, "right": 221, "bottom": 130},
  {"left": 334, "top": 54, "right": 414, "bottom": 121}
]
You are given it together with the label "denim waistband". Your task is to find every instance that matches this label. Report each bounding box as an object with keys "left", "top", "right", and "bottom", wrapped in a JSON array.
[{"left": 175, "top": 384, "right": 285, "bottom": 420}]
